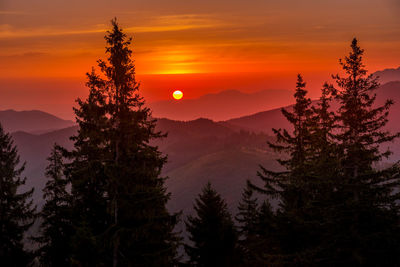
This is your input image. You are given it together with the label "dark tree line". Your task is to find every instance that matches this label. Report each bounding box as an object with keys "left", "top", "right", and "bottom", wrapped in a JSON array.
[
  {"left": 1, "top": 20, "right": 400, "bottom": 267},
  {"left": 236, "top": 39, "right": 400, "bottom": 266},
  {"left": 182, "top": 39, "right": 400, "bottom": 266}
]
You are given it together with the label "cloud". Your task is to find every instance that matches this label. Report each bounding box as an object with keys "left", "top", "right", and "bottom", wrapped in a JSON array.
[
  {"left": 0, "top": 25, "right": 105, "bottom": 39},
  {"left": 0, "top": 10, "right": 26, "bottom": 15},
  {"left": 0, "top": 51, "right": 47, "bottom": 58},
  {"left": 0, "top": 14, "right": 226, "bottom": 39}
]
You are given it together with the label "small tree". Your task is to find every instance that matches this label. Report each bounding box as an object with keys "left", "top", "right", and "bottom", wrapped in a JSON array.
[
  {"left": 235, "top": 181, "right": 259, "bottom": 264},
  {"left": 185, "top": 182, "right": 238, "bottom": 266},
  {"left": 0, "top": 123, "right": 36, "bottom": 266},
  {"left": 37, "top": 144, "right": 72, "bottom": 266}
]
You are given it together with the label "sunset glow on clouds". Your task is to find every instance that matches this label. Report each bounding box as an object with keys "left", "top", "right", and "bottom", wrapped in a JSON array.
[{"left": 0, "top": 0, "right": 399, "bottom": 118}]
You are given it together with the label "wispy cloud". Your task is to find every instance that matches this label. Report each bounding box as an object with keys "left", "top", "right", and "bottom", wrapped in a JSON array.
[
  {"left": 0, "top": 10, "right": 26, "bottom": 15},
  {"left": 0, "top": 24, "right": 105, "bottom": 39},
  {"left": 0, "top": 14, "right": 226, "bottom": 39}
]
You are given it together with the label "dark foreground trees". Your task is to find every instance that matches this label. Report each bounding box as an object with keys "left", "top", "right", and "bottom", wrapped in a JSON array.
[
  {"left": 0, "top": 123, "right": 36, "bottom": 266},
  {"left": 248, "top": 39, "right": 400, "bottom": 266},
  {"left": 3, "top": 20, "right": 399, "bottom": 266},
  {"left": 185, "top": 182, "right": 239, "bottom": 266},
  {"left": 62, "top": 19, "right": 179, "bottom": 266}
]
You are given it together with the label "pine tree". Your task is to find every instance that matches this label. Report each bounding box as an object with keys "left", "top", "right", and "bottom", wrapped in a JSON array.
[
  {"left": 65, "top": 68, "right": 112, "bottom": 266},
  {"left": 66, "top": 19, "right": 179, "bottom": 266},
  {"left": 185, "top": 182, "right": 238, "bottom": 267},
  {"left": 235, "top": 181, "right": 259, "bottom": 265},
  {"left": 298, "top": 82, "right": 341, "bottom": 264},
  {"left": 0, "top": 123, "right": 36, "bottom": 266},
  {"left": 329, "top": 38, "right": 400, "bottom": 265},
  {"left": 250, "top": 74, "right": 316, "bottom": 265},
  {"left": 37, "top": 144, "right": 72, "bottom": 266}
]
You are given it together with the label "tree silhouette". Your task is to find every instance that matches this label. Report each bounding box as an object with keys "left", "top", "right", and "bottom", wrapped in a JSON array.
[
  {"left": 36, "top": 144, "right": 72, "bottom": 266},
  {"left": 250, "top": 74, "right": 317, "bottom": 264},
  {"left": 0, "top": 123, "right": 36, "bottom": 266},
  {"left": 235, "top": 181, "right": 260, "bottom": 265},
  {"left": 329, "top": 38, "right": 400, "bottom": 265},
  {"left": 64, "top": 19, "right": 180, "bottom": 266},
  {"left": 186, "top": 182, "right": 239, "bottom": 266},
  {"left": 248, "top": 39, "right": 400, "bottom": 265}
]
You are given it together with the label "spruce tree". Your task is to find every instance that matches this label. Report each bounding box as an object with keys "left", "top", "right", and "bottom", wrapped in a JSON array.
[
  {"left": 0, "top": 123, "right": 36, "bottom": 266},
  {"left": 250, "top": 74, "right": 316, "bottom": 265},
  {"left": 65, "top": 68, "right": 112, "bottom": 266},
  {"left": 297, "top": 82, "right": 341, "bottom": 264},
  {"left": 330, "top": 38, "right": 400, "bottom": 265},
  {"left": 185, "top": 182, "right": 238, "bottom": 267},
  {"left": 37, "top": 144, "right": 72, "bottom": 266},
  {"left": 66, "top": 19, "right": 179, "bottom": 266},
  {"left": 249, "top": 39, "right": 400, "bottom": 266},
  {"left": 235, "top": 181, "right": 259, "bottom": 265}
]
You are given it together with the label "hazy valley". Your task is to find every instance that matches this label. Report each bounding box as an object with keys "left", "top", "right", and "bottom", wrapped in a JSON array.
[{"left": 3, "top": 68, "right": 400, "bottom": 217}]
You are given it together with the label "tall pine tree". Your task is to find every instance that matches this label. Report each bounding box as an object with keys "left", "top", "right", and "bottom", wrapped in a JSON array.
[
  {"left": 65, "top": 68, "right": 112, "bottom": 266},
  {"left": 250, "top": 74, "right": 317, "bottom": 265},
  {"left": 329, "top": 38, "right": 400, "bottom": 265},
  {"left": 185, "top": 182, "right": 238, "bottom": 267},
  {"left": 66, "top": 19, "right": 179, "bottom": 266},
  {"left": 0, "top": 123, "right": 36, "bottom": 266}
]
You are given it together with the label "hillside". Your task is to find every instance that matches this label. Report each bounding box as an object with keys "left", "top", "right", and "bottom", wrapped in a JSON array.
[
  {"left": 373, "top": 67, "right": 400, "bottom": 85},
  {"left": 166, "top": 147, "right": 280, "bottom": 214},
  {"left": 0, "top": 109, "right": 75, "bottom": 133},
  {"left": 225, "top": 81, "right": 400, "bottom": 152},
  {"left": 7, "top": 80, "right": 400, "bottom": 214},
  {"left": 10, "top": 117, "right": 276, "bottom": 215}
]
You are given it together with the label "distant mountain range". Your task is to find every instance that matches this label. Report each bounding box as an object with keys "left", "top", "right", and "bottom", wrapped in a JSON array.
[
  {"left": 0, "top": 109, "right": 75, "bottom": 134},
  {"left": 148, "top": 89, "right": 294, "bottom": 121},
  {"left": 1, "top": 67, "right": 400, "bottom": 218},
  {"left": 373, "top": 66, "right": 400, "bottom": 85},
  {"left": 147, "top": 67, "right": 400, "bottom": 121},
  {"left": 10, "top": 117, "right": 277, "bottom": 216},
  {"left": 226, "top": 81, "right": 400, "bottom": 135}
]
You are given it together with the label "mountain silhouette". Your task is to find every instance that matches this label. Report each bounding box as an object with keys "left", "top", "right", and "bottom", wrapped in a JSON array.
[
  {"left": 149, "top": 89, "right": 293, "bottom": 121},
  {"left": 373, "top": 66, "right": 400, "bottom": 85},
  {"left": 5, "top": 80, "right": 400, "bottom": 216},
  {"left": 0, "top": 109, "right": 75, "bottom": 134}
]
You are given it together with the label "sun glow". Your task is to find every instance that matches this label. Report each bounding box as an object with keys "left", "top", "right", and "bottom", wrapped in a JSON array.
[{"left": 172, "top": 90, "right": 183, "bottom": 100}]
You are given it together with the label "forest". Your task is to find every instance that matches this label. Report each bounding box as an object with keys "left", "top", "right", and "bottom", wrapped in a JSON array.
[{"left": 1, "top": 20, "right": 400, "bottom": 266}]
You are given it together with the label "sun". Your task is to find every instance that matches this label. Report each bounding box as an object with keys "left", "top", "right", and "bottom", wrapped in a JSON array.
[{"left": 172, "top": 90, "right": 183, "bottom": 100}]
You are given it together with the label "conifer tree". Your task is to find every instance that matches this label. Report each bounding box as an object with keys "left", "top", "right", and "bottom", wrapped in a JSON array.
[
  {"left": 236, "top": 182, "right": 258, "bottom": 241},
  {"left": 0, "top": 123, "right": 36, "bottom": 266},
  {"left": 185, "top": 182, "right": 238, "bottom": 267},
  {"left": 298, "top": 82, "right": 341, "bottom": 264},
  {"left": 253, "top": 75, "right": 313, "bottom": 262},
  {"left": 37, "top": 144, "right": 72, "bottom": 267},
  {"left": 249, "top": 39, "right": 400, "bottom": 266},
  {"left": 252, "top": 75, "right": 333, "bottom": 265},
  {"left": 66, "top": 19, "right": 179, "bottom": 266},
  {"left": 65, "top": 68, "right": 112, "bottom": 266},
  {"left": 329, "top": 38, "right": 400, "bottom": 265},
  {"left": 235, "top": 181, "right": 259, "bottom": 265}
]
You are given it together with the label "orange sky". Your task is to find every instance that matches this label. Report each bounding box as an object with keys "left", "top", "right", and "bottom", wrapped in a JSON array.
[{"left": 0, "top": 0, "right": 399, "bottom": 119}]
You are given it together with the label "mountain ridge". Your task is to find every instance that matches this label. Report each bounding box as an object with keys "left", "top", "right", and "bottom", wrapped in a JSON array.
[{"left": 0, "top": 109, "right": 75, "bottom": 134}]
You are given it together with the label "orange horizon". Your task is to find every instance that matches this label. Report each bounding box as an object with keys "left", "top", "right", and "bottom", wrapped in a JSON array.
[{"left": 1, "top": 0, "right": 399, "bottom": 119}]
